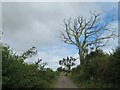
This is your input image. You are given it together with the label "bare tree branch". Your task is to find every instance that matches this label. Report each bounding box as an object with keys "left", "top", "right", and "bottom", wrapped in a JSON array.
[{"left": 61, "top": 12, "right": 116, "bottom": 64}]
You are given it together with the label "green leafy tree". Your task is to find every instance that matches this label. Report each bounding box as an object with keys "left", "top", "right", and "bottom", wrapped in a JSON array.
[
  {"left": 57, "top": 67, "right": 64, "bottom": 72},
  {"left": 59, "top": 56, "right": 76, "bottom": 71},
  {"left": 35, "top": 58, "right": 48, "bottom": 70},
  {"left": 21, "top": 46, "right": 37, "bottom": 60},
  {"left": 2, "top": 44, "right": 57, "bottom": 89}
]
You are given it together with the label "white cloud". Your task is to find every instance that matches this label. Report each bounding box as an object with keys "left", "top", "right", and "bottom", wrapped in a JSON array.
[{"left": 2, "top": 2, "right": 103, "bottom": 51}]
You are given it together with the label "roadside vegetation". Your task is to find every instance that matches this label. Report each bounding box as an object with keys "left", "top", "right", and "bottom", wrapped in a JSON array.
[
  {"left": 2, "top": 43, "right": 59, "bottom": 89},
  {"left": 59, "top": 11, "right": 120, "bottom": 88},
  {"left": 2, "top": 11, "right": 119, "bottom": 88},
  {"left": 69, "top": 48, "right": 120, "bottom": 88}
]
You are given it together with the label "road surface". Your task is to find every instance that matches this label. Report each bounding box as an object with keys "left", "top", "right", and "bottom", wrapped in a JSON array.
[{"left": 55, "top": 72, "right": 78, "bottom": 88}]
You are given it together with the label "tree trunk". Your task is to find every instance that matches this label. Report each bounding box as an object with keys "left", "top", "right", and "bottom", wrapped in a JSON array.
[
  {"left": 79, "top": 50, "right": 84, "bottom": 65},
  {"left": 68, "top": 65, "right": 71, "bottom": 71}
]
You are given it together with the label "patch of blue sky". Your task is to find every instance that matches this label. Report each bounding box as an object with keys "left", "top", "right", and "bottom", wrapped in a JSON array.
[{"left": 96, "top": 2, "right": 118, "bottom": 20}]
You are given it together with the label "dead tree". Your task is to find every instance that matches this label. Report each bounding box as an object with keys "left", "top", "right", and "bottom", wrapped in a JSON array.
[{"left": 61, "top": 12, "right": 116, "bottom": 64}]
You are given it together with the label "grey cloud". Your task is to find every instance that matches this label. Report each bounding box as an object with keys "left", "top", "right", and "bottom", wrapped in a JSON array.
[
  {"left": 3, "top": 2, "right": 103, "bottom": 52},
  {"left": 2, "top": 2, "right": 118, "bottom": 69}
]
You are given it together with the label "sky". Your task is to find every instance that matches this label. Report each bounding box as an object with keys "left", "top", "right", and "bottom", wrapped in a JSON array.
[
  {"left": 2, "top": 2, "right": 118, "bottom": 70},
  {"left": 1, "top": 0, "right": 120, "bottom": 2}
]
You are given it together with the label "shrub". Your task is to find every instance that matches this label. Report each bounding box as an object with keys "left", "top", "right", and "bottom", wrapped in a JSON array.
[
  {"left": 71, "top": 48, "right": 120, "bottom": 88},
  {"left": 2, "top": 44, "right": 57, "bottom": 89}
]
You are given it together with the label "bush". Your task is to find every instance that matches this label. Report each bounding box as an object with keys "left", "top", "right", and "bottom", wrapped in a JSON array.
[
  {"left": 71, "top": 48, "right": 120, "bottom": 88},
  {"left": 2, "top": 44, "right": 57, "bottom": 89},
  {"left": 101, "top": 48, "right": 120, "bottom": 87}
]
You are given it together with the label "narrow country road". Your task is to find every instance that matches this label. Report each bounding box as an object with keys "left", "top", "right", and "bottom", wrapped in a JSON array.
[{"left": 55, "top": 72, "right": 78, "bottom": 88}]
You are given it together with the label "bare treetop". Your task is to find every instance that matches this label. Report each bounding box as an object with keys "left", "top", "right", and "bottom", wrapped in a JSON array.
[{"left": 61, "top": 12, "right": 116, "bottom": 64}]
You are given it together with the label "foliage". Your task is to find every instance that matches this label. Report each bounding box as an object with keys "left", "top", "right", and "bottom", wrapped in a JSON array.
[
  {"left": 70, "top": 48, "right": 120, "bottom": 88},
  {"left": 21, "top": 46, "right": 37, "bottom": 60},
  {"left": 57, "top": 67, "right": 64, "bottom": 72},
  {"left": 59, "top": 56, "right": 76, "bottom": 71},
  {"left": 101, "top": 48, "right": 120, "bottom": 87},
  {"left": 2, "top": 44, "right": 57, "bottom": 89}
]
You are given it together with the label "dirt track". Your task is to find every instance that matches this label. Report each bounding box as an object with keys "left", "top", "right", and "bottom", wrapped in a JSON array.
[{"left": 55, "top": 72, "right": 78, "bottom": 88}]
